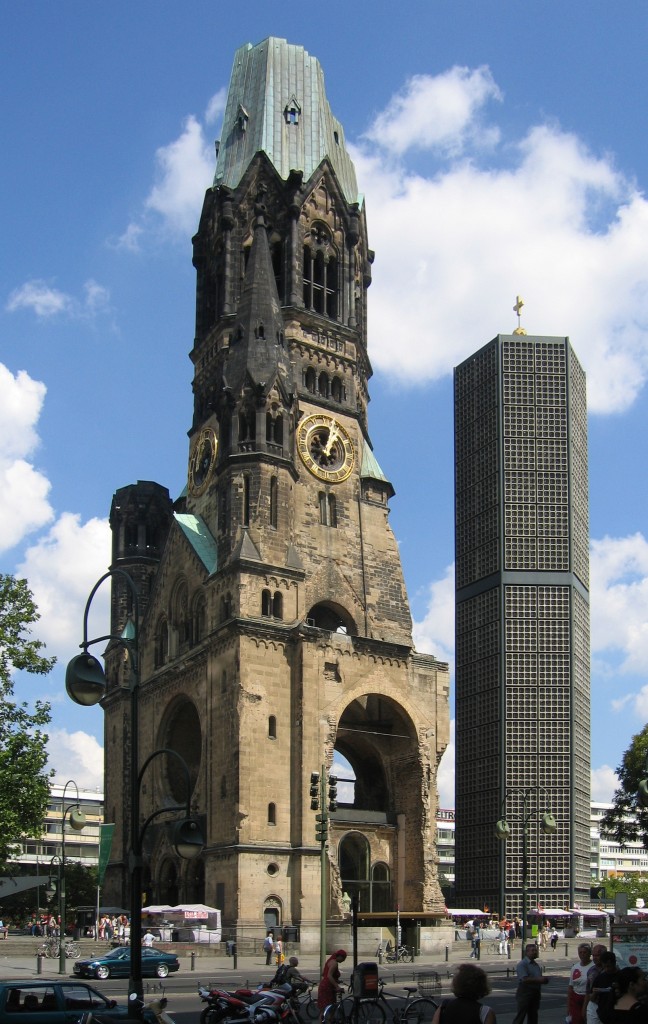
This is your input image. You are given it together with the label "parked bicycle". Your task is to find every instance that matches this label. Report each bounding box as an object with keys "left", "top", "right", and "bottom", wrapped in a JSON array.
[
  {"left": 37, "top": 938, "right": 81, "bottom": 959},
  {"left": 384, "top": 946, "right": 413, "bottom": 965},
  {"left": 325, "top": 981, "right": 437, "bottom": 1024}
]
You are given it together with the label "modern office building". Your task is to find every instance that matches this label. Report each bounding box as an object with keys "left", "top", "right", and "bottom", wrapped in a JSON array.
[
  {"left": 101, "top": 37, "right": 450, "bottom": 947},
  {"left": 454, "top": 329, "right": 591, "bottom": 918},
  {"left": 591, "top": 803, "right": 648, "bottom": 880},
  {"left": 12, "top": 784, "right": 104, "bottom": 870}
]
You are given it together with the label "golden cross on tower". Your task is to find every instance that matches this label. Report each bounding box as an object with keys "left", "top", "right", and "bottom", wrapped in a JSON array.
[{"left": 513, "top": 294, "right": 527, "bottom": 335}]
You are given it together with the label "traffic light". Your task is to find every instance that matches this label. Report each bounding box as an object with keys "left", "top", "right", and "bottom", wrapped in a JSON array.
[
  {"left": 310, "top": 772, "right": 320, "bottom": 811},
  {"left": 328, "top": 775, "right": 338, "bottom": 812},
  {"left": 315, "top": 813, "right": 328, "bottom": 844}
]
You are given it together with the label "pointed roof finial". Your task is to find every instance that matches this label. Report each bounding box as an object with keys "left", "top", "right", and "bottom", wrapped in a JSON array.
[{"left": 513, "top": 295, "right": 527, "bottom": 335}]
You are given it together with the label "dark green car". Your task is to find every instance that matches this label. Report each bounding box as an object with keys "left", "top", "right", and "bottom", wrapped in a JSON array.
[
  {"left": 0, "top": 979, "right": 133, "bottom": 1024},
  {"left": 73, "top": 946, "right": 179, "bottom": 980}
]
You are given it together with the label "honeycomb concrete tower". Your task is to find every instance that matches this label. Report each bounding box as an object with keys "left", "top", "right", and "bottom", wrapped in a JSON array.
[
  {"left": 453, "top": 326, "right": 591, "bottom": 919},
  {"left": 102, "top": 37, "right": 450, "bottom": 950}
]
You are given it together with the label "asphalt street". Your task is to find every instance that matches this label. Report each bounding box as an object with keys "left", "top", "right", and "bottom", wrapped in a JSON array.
[{"left": 0, "top": 938, "right": 585, "bottom": 1024}]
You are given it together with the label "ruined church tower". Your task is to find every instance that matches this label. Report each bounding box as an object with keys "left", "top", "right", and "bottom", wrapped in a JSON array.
[{"left": 103, "top": 37, "right": 450, "bottom": 950}]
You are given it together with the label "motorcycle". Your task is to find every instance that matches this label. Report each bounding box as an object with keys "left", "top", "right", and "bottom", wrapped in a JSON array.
[{"left": 198, "top": 983, "right": 299, "bottom": 1024}]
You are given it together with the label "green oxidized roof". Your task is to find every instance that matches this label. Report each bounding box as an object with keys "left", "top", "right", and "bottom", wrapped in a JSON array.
[
  {"left": 215, "top": 37, "right": 361, "bottom": 205},
  {"left": 361, "top": 441, "right": 389, "bottom": 482},
  {"left": 174, "top": 513, "right": 218, "bottom": 574}
]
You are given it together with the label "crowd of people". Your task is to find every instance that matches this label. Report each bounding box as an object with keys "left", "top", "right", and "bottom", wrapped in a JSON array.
[{"left": 300, "top": 938, "right": 648, "bottom": 1024}]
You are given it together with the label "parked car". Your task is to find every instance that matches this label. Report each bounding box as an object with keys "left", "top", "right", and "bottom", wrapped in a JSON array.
[
  {"left": 0, "top": 979, "right": 134, "bottom": 1024},
  {"left": 73, "top": 945, "right": 180, "bottom": 980}
]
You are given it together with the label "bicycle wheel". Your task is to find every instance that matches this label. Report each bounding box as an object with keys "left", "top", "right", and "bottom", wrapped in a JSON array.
[
  {"left": 404, "top": 999, "right": 437, "bottom": 1024},
  {"left": 66, "top": 942, "right": 80, "bottom": 959},
  {"left": 323, "top": 999, "right": 351, "bottom": 1024},
  {"left": 46, "top": 942, "right": 60, "bottom": 959},
  {"left": 356, "top": 1002, "right": 386, "bottom": 1024},
  {"left": 398, "top": 948, "right": 413, "bottom": 963},
  {"left": 302, "top": 996, "right": 319, "bottom": 1021}
]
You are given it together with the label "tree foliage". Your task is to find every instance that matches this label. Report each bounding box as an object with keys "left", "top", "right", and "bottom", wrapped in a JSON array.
[
  {"left": 600, "top": 724, "right": 648, "bottom": 846},
  {"left": 0, "top": 574, "right": 55, "bottom": 869}
]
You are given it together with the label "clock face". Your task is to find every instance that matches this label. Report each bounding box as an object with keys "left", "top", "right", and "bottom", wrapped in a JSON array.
[
  {"left": 189, "top": 427, "right": 218, "bottom": 495},
  {"left": 297, "top": 413, "right": 355, "bottom": 483}
]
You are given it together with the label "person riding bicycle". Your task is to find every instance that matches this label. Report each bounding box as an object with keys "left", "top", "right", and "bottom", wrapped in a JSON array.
[{"left": 284, "top": 957, "right": 313, "bottom": 997}]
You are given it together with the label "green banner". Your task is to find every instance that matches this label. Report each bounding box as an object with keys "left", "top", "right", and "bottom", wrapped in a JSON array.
[{"left": 98, "top": 824, "right": 115, "bottom": 886}]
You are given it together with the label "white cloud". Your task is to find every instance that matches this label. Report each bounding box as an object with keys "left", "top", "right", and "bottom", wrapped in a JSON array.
[
  {"left": 16, "top": 513, "right": 112, "bottom": 661},
  {"left": 144, "top": 115, "right": 215, "bottom": 236},
  {"left": 437, "top": 719, "right": 455, "bottom": 809},
  {"left": 353, "top": 77, "right": 648, "bottom": 414},
  {"left": 413, "top": 563, "right": 455, "bottom": 667},
  {"left": 6, "top": 280, "right": 72, "bottom": 318},
  {"left": 46, "top": 728, "right": 104, "bottom": 791},
  {"left": 590, "top": 533, "right": 648, "bottom": 673},
  {"left": 205, "top": 88, "right": 227, "bottom": 125},
  {"left": 0, "top": 364, "right": 53, "bottom": 552},
  {"left": 364, "top": 66, "right": 502, "bottom": 157},
  {"left": 5, "top": 278, "right": 111, "bottom": 321},
  {"left": 591, "top": 764, "right": 618, "bottom": 803}
]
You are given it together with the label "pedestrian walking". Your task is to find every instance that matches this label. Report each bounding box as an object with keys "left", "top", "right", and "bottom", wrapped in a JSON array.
[
  {"left": 264, "top": 930, "right": 274, "bottom": 966},
  {"left": 567, "top": 943, "right": 592, "bottom": 1024},
  {"left": 512, "top": 943, "right": 550, "bottom": 1024}
]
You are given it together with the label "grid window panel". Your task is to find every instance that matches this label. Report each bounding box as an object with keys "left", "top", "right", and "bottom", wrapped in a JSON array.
[
  {"left": 538, "top": 620, "right": 570, "bottom": 652},
  {"left": 538, "top": 652, "right": 570, "bottom": 684},
  {"left": 503, "top": 373, "right": 535, "bottom": 404},
  {"left": 536, "top": 341, "right": 567, "bottom": 374},
  {"left": 502, "top": 340, "right": 536, "bottom": 372},
  {"left": 536, "top": 438, "right": 568, "bottom": 472},
  {"left": 504, "top": 405, "right": 535, "bottom": 437},
  {"left": 536, "top": 406, "right": 567, "bottom": 438},
  {"left": 505, "top": 536, "right": 537, "bottom": 569},
  {"left": 537, "top": 472, "right": 569, "bottom": 503},
  {"left": 535, "top": 374, "right": 567, "bottom": 405},
  {"left": 505, "top": 471, "right": 537, "bottom": 503},
  {"left": 538, "top": 537, "right": 569, "bottom": 570},
  {"left": 506, "top": 586, "right": 537, "bottom": 617},
  {"left": 537, "top": 507, "right": 569, "bottom": 537},
  {"left": 538, "top": 586, "right": 570, "bottom": 619},
  {"left": 505, "top": 652, "right": 537, "bottom": 686},
  {"left": 504, "top": 436, "right": 536, "bottom": 470},
  {"left": 506, "top": 620, "right": 538, "bottom": 651}
]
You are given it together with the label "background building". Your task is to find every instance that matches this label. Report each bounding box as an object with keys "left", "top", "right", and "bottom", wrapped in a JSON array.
[
  {"left": 590, "top": 803, "right": 648, "bottom": 880},
  {"left": 12, "top": 784, "right": 104, "bottom": 870},
  {"left": 101, "top": 37, "right": 450, "bottom": 948},
  {"left": 454, "top": 331, "right": 591, "bottom": 918}
]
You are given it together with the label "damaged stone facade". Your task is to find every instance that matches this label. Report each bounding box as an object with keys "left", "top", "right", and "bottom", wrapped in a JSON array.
[{"left": 101, "top": 37, "right": 450, "bottom": 947}]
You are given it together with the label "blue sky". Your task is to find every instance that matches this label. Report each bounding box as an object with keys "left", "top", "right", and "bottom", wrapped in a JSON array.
[{"left": 2, "top": 1, "right": 648, "bottom": 808}]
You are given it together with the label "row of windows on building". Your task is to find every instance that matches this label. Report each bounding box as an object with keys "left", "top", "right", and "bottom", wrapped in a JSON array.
[{"left": 219, "top": 477, "right": 338, "bottom": 533}]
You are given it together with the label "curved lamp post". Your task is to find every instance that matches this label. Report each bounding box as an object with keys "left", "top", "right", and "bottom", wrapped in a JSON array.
[
  {"left": 65, "top": 569, "right": 204, "bottom": 998},
  {"left": 57, "top": 781, "right": 86, "bottom": 975},
  {"left": 495, "top": 788, "right": 557, "bottom": 945}
]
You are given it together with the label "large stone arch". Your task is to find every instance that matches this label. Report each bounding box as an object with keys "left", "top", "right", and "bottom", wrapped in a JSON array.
[{"left": 328, "top": 692, "right": 437, "bottom": 914}]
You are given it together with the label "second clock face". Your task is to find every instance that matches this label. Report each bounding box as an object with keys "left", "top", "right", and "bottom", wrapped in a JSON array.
[
  {"left": 189, "top": 427, "right": 218, "bottom": 495},
  {"left": 297, "top": 413, "right": 355, "bottom": 483}
]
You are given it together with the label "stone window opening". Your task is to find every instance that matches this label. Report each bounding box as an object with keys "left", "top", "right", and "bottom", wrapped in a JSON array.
[
  {"left": 268, "top": 802, "right": 277, "bottom": 825},
  {"left": 303, "top": 227, "right": 338, "bottom": 319},
  {"left": 270, "top": 476, "right": 278, "bottom": 528},
  {"left": 268, "top": 715, "right": 277, "bottom": 739},
  {"left": 154, "top": 617, "right": 168, "bottom": 669},
  {"left": 305, "top": 367, "right": 316, "bottom": 393},
  {"left": 262, "top": 589, "right": 284, "bottom": 619},
  {"left": 243, "top": 474, "right": 250, "bottom": 526},
  {"left": 319, "top": 491, "right": 337, "bottom": 527},
  {"left": 266, "top": 412, "right": 283, "bottom": 446}
]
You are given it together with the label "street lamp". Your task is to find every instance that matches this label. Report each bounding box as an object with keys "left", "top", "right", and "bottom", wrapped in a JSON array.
[
  {"left": 495, "top": 788, "right": 557, "bottom": 945},
  {"left": 57, "top": 781, "right": 86, "bottom": 975},
  {"left": 65, "top": 569, "right": 205, "bottom": 998}
]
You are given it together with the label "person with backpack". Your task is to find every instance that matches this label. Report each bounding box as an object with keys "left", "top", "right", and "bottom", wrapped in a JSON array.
[
  {"left": 284, "top": 956, "right": 312, "bottom": 996},
  {"left": 263, "top": 930, "right": 275, "bottom": 966}
]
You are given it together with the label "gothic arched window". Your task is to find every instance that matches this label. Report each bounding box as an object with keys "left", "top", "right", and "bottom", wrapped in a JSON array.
[{"left": 303, "top": 226, "right": 338, "bottom": 319}]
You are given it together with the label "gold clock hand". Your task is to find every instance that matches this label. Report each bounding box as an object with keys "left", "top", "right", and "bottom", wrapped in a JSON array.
[{"left": 324, "top": 421, "right": 340, "bottom": 457}]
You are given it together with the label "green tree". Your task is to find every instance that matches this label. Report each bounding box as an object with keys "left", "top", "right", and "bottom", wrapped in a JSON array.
[
  {"left": 0, "top": 574, "right": 55, "bottom": 868},
  {"left": 600, "top": 724, "right": 648, "bottom": 846}
]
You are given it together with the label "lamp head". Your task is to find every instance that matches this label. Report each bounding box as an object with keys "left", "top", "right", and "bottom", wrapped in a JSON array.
[
  {"left": 540, "top": 811, "right": 557, "bottom": 836},
  {"left": 69, "top": 807, "right": 86, "bottom": 831},
  {"left": 173, "top": 818, "right": 205, "bottom": 860},
  {"left": 495, "top": 818, "right": 512, "bottom": 840},
  {"left": 638, "top": 779, "right": 648, "bottom": 809},
  {"left": 66, "top": 653, "right": 106, "bottom": 707}
]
